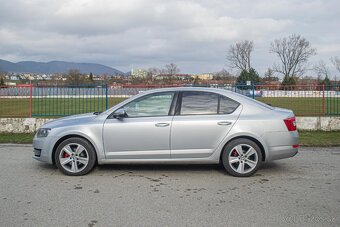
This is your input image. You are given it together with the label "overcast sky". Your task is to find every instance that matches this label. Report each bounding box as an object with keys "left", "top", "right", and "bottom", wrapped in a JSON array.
[{"left": 0, "top": 0, "right": 339, "bottom": 76}]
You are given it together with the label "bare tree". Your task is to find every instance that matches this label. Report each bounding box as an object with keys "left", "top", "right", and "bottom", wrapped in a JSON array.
[
  {"left": 270, "top": 34, "right": 316, "bottom": 80},
  {"left": 313, "top": 60, "right": 330, "bottom": 81},
  {"left": 263, "top": 68, "right": 279, "bottom": 82},
  {"left": 213, "top": 69, "right": 236, "bottom": 81},
  {"left": 227, "top": 40, "right": 254, "bottom": 72},
  {"left": 331, "top": 56, "right": 340, "bottom": 82},
  {"left": 147, "top": 67, "right": 160, "bottom": 80},
  {"left": 66, "top": 69, "right": 85, "bottom": 85},
  {"left": 165, "top": 63, "right": 180, "bottom": 75},
  {"left": 102, "top": 74, "right": 110, "bottom": 83}
]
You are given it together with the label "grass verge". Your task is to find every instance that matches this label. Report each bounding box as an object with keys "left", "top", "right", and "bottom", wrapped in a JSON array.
[
  {"left": 0, "top": 133, "right": 35, "bottom": 144},
  {"left": 0, "top": 131, "right": 339, "bottom": 146},
  {"left": 298, "top": 130, "right": 340, "bottom": 147}
]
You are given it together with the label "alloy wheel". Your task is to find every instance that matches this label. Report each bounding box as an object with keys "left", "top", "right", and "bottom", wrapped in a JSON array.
[
  {"left": 228, "top": 144, "right": 258, "bottom": 174},
  {"left": 58, "top": 143, "right": 89, "bottom": 173}
]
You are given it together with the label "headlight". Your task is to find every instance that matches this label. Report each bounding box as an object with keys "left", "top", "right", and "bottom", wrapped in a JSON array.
[{"left": 37, "top": 128, "right": 51, "bottom": 137}]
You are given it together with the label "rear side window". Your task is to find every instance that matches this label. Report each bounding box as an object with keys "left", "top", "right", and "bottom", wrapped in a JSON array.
[
  {"left": 179, "top": 91, "right": 239, "bottom": 115},
  {"left": 219, "top": 95, "right": 240, "bottom": 114},
  {"left": 181, "top": 91, "right": 218, "bottom": 115}
]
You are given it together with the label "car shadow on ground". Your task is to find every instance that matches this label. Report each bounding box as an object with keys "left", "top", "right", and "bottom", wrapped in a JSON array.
[
  {"left": 35, "top": 162, "right": 58, "bottom": 170},
  {"left": 96, "top": 163, "right": 224, "bottom": 173},
  {"left": 94, "top": 161, "right": 287, "bottom": 175},
  {"left": 35, "top": 161, "right": 288, "bottom": 176}
]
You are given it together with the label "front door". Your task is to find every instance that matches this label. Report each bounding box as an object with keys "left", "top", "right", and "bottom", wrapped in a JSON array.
[{"left": 103, "top": 91, "right": 175, "bottom": 159}]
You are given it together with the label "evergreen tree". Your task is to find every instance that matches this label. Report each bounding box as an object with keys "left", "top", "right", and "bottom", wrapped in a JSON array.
[
  {"left": 281, "top": 76, "right": 296, "bottom": 85},
  {"left": 236, "top": 68, "right": 260, "bottom": 84},
  {"left": 323, "top": 76, "right": 331, "bottom": 86},
  {"left": 0, "top": 76, "right": 5, "bottom": 86}
]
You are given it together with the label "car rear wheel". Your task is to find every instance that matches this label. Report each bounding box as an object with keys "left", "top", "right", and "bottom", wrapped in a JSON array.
[
  {"left": 55, "top": 137, "right": 96, "bottom": 176},
  {"left": 222, "top": 138, "right": 262, "bottom": 177}
]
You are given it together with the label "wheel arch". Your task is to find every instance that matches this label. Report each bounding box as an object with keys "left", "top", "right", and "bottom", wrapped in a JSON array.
[{"left": 52, "top": 134, "right": 98, "bottom": 165}]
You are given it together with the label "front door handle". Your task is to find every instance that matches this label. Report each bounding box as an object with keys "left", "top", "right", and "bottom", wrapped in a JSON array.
[
  {"left": 155, "top": 123, "right": 170, "bottom": 127},
  {"left": 217, "top": 121, "right": 232, "bottom": 126}
]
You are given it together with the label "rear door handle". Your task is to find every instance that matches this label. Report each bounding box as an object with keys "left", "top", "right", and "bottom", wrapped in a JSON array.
[
  {"left": 217, "top": 121, "right": 232, "bottom": 126},
  {"left": 155, "top": 123, "right": 170, "bottom": 127}
]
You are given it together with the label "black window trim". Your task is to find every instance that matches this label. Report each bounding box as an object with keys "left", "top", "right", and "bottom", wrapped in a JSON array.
[
  {"left": 168, "top": 91, "right": 179, "bottom": 116},
  {"left": 174, "top": 92, "right": 183, "bottom": 115}
]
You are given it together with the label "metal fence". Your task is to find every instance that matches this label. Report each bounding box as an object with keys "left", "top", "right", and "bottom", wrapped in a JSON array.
[
  {"left": 32, "top": 85, "right": 108, "bottom": 116},
  {"left": 0, "top": 85, "right": 32, "bottom": 117},
  {"left": 228, "top": 84, "right": 340, "bottom": 116},
  {"left": 0, "top": 84, "right": 339, "bottom": 117}
]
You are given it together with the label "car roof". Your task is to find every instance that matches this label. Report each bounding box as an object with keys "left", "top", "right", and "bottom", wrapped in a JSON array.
[
  {"left": 102, "top": 86, "right": 272, "bottom": 115},
  {"left": 141, "top": 86, "right": 233, "bottom": 94}
]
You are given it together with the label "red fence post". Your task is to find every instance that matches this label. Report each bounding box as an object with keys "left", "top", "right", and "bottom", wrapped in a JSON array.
[
  {"left": 322, "top": 83, "right": 325, "bottom": 116},
  {"left": 29, "top": 84, "right": 33, "bottom": 117}
]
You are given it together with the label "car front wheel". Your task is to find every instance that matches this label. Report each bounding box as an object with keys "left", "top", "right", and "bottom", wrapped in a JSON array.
[
  {"left": 222, "top": 138, "right": 262, "bottom": 177},
  {"left": 55, "top": 137, "right": 96, "bottom": 176}
]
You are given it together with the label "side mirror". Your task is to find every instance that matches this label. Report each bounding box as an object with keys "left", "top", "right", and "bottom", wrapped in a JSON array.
[{"left": 112, "top": 109, "right": 127, "bottom": 119}]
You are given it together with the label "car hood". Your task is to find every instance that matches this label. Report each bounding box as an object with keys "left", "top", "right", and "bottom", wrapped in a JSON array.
[{"left": 42, "top": 113, "right": 98, "bottom": 129}]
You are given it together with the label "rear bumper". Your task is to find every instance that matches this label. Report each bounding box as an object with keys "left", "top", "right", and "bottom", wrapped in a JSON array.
[
  {"left": 263, "top": 130, "right": 299, "bottom": 161},
  {"left": 267, "top": 145, "right": 298, "bottom": 161}
]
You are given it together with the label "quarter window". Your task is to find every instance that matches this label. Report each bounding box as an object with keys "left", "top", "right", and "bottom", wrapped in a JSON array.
[
  {"left": 219, "top": 95, "right": 240, "bottom": 114},
  {"left": 122, "top": 92, "right": 175, "bottom": 117}
]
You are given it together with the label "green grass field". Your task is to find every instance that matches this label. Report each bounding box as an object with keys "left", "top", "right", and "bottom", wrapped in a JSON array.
[
  {"left": 0, "top": 97, "right": 339, "bottom": 117},
  {"left": 0, "top": 97, "right": 126, "bottom": 117},
  {"left": 257, "top": 97, "right": 340, "bottom": 116}
]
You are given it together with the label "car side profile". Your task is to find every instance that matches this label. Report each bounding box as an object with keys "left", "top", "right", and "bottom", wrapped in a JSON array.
[{"left": 33, "top": 87, "right": 298, "bottom": 177}]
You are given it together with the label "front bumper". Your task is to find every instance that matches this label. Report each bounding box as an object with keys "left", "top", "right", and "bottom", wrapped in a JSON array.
[{"left": 32, "top": 135, "right": 55, "bottom": 164}]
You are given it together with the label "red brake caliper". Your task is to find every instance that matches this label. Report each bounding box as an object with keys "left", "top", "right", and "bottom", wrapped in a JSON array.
[
  {"left": 232, "top": 149, "right": 238, "bottom": 156},
  {"left": 63, "top": 152, "right": 70, "bottom": 158}
]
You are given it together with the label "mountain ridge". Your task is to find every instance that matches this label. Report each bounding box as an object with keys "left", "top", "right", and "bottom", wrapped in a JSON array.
[{"left": 0, "top": 59, "right": 123, "bottom": 75}]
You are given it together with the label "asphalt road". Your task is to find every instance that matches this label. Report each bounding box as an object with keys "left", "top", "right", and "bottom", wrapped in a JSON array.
[{"left": 0, "top": 145, "right": 339, "bottom": 227}]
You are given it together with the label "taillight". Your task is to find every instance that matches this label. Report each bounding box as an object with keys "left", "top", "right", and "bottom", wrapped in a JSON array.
[{"left": 284, "top": 117, "right": 297, "bottom": 131}]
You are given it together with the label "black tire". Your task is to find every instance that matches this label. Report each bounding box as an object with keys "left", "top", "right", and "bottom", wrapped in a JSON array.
[
  {"left": 222, "top": 138, "right": 262, "bottom": 177},
  {"left": 55, "top": 137, "right": 96, "bottom": 176}
]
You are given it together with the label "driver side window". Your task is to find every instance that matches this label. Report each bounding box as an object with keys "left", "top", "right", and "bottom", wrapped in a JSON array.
[{"left": 122, "top": 92, "right": 175, "bottom": 117}]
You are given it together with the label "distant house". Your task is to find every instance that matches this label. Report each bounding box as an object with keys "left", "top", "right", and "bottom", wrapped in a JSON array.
[
  {"left": 193, "top": 73, "right": 213, "bottom": 80},
  {"left": 10, "top": 75, "right": 19, "bottom": 81},
  {"left": 5, "top": 82, "right": 16, "bottom": 86},
  {"left": 93, "top": 75, "right": 104, "bottom": 81},
  {"left": 261, "top": 81, "right": 281, "bottom": 86},
  {"left": 154, "top": 74, "right": 192, "bottom": 80},
  {"left": 131, "top": 68, "right": 148, "bottom": 79}
]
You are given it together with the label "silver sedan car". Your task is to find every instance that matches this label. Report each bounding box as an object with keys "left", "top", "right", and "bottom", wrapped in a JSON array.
[{"left": 33, "top": 87, "right": 298, "bottom": 177}]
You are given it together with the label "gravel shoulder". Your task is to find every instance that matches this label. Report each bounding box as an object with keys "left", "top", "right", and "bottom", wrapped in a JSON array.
[{"left": 0, "top": 145, "right": 339, "bottom": 227}]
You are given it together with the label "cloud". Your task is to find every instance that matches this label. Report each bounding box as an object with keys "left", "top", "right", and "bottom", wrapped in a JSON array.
[{"left": 0, "top": 0, "right": 339, "bottom": 74}]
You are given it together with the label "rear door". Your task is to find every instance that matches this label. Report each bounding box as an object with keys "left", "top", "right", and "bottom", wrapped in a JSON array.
[{"left": 170, "top": 91, "right": 241, "bottom": 158}]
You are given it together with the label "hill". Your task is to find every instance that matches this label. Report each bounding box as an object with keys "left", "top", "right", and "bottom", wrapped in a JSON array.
[{"left": 0, "top": 59, "right": 123, "bottom": 75}]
